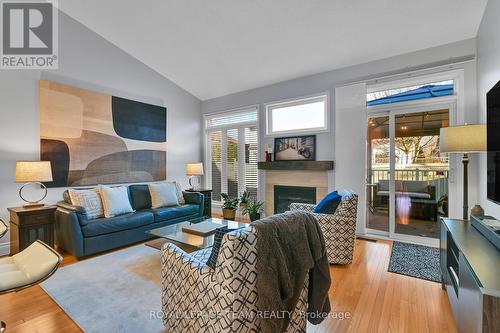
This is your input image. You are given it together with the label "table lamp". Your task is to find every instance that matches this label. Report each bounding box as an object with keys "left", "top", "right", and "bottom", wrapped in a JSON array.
[
  {"left": 440, "top": 124, "right": 486, "bottom": 220},
  {"left": 15, "top": 161, "right": 53, "bottom": 208},
  {"left": 186, "top": 162, "right": 204, "bottom": 190}
]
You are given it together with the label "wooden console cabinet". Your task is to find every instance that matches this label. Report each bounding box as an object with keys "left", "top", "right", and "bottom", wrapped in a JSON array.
[
  {"left": 8, "top": 205, "right": 57, "bottom": 255},
  {"left": 440, "top": 218, "right": 500, "bottom": 333}
]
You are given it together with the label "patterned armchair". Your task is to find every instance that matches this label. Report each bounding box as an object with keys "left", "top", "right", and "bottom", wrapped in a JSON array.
[
  {"left": 161, "top": 227, "right": 309, "bottom": 333},
  {"left": 289, "top": 191, "right": 358, "bottom": 264}
]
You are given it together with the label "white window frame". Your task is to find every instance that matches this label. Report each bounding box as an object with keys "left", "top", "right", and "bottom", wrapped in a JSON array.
[
  {"left": 265, "top": 92, "right": 329, "bottom": 136},
  {"left": 366, "top": 70, "right": 464, "bottom": 115},
  {"left": 364, "top": 68, "right": 465, "bottom": 247},
  {"left": 204, "top": 105, "right": 259, "bottom": 205}
]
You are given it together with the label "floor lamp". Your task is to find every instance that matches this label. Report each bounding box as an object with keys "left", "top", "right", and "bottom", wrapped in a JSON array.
[{"left": 440, "top": 124, "right": 486, "bottom": 220}]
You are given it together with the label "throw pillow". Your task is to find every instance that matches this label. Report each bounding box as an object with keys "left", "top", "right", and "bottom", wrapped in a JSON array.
[
  {"left": 98, "top": 185, "right": 135, "bottom": 218},
  {"left": 129, "top": 184, "right": 152, "bottom": 210},
  {"left": 63, "top": 190, "right": 72, "bottom": 204},
  {"left": 206, "top": 227, "right": 235, "bottom": 269},
  {"left": 314, "top": 191, "right": 342, "bottom": 214},
  {"left": 68, "top": 188, "right": 104, "bottom": 219},
  {"left": 173, "top": 181, "right": 186, "bottom": 205},
  {"left": 149, "top": 182, "right": 180, "bottom": 208}
]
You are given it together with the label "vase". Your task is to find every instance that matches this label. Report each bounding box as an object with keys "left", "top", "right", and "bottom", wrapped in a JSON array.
[
  {"left": 249, "top": 213, "right": 261, "bottom": 222},
  {"left": 222, "top": 208, "right": 236, "bottom": 220},
  {"left": 470, "top": 205, "right": 484, "bottom": 217}
]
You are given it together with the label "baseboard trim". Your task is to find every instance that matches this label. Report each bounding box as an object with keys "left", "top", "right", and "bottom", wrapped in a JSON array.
[
  {"left": 0, "top": 242, "right": 10, "bottom": 256},
  {"left": 356, "top": 236, "right": 378, "bottom": 242}
]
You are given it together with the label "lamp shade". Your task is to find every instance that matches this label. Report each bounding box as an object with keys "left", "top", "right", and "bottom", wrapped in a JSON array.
[
  {"left": 15, "top": 161, "right": 53, "bottom": 182},
  {"left": 186, "top": 163, "right": 204, "bottom": 176},
  {"left": 439, "top": 124, "right": 487, "bottom": 153}
]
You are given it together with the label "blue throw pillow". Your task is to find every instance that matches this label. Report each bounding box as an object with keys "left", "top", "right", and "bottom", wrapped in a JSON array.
[
  {"left": 206, "top": 227, "right": 238, "bottom": 269},
  {"left": 314, "top": 191, "right": 342, "bottom": 214}
]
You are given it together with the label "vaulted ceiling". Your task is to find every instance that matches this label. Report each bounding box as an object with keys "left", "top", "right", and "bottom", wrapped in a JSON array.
[{"left": 59, "top": 0, "right": 488, "bottom": 100}]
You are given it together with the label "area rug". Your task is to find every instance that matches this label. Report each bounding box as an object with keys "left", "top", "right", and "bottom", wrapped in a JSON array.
[
  {"left": 387, "top": 241, "right": 441, "bottom": 282},
  {"left": 41, "top": 244, "right": 166, "bottom": 333}
]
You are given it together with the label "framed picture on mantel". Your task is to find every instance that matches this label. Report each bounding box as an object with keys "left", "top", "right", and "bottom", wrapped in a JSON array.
[{"left": 274, "top": 135, "right": 316, "bottom": 161}]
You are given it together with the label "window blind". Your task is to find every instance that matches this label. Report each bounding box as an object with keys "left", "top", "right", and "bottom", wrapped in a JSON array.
[
  {"left": 206, "top": 107, "right": 258, "bottom": 202},
  {"left": 210, "top": 130, "right": 223, "bottom": 201},
  {"left": 206, "top": 107, "right": 258, "bottom": 129}
]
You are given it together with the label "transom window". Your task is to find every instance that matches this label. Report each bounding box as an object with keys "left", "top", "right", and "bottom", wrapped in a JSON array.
[
  {"left": 265, "top": 94, "right": 328, "bottom": 135},
  {"left": 367, "top": 80, "right": 454, "bottom": 106}
]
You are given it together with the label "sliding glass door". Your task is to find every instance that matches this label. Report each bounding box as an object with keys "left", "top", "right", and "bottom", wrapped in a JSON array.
[
  {"left": 366, "top": 115, "right": 390, "bottom": 232},
  {"left": 393, "top": 110, "right": 449, "bottom": 238},
  {"left": 366, "top": 108, "right": 450, "bottom": 241}
]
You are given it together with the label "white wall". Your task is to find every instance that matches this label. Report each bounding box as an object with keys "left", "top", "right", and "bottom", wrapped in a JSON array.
[
  {"left": 335, "top": 83, "right": 367, "bottom": 234},
  {"left": 0, "top": 12, "right": 202, "bottom": 254},
  {"left": 477, "top": 0, "right": 500, "bottom": 217},
  {"left": 201, "top": 38, "right": 479, "bottom": 231}
]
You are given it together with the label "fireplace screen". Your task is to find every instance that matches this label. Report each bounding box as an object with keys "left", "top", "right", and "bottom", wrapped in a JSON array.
[{"left": 274, "top": 185, "right": 316, "bottom": 214}]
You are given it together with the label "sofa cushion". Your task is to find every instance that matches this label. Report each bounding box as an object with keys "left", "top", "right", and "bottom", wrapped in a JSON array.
[
  {"left": 173, "top": 181, "right": 186, "bottom": 205},
  {"left": 402, "top": 181, "right": 429, "bottom": 193},
  {"left": 151, "top": 204, "right": 199, "bottom": 222},
  {"left": 62, "top": 190, "right": 72, "bottom": 204},
  {"left": 68, "top": 188, "right": 104, "bottom": 220},
  {"left": 314, "top": 191, "right": 342, "bottom": 214},
  {"left": 378, "top": 180, "right": 409, "bottom": 192},
  {"left": 149, "top": 182, "right": 180, "bottom": 208},
  {"left": 99, "top": 185, "right": 135, "bottom": 218},
  {"left": 82, "top": 211, "right": 154, "bottom": 237},
  {"left": 129, "top": 185, "right": 152, "bottom": 210},
  {"left": 378, "top": 179, "right": 390, "bottom": 191},
  {"left": 402, "top": 192, "right": 431, "bottom": 199}
]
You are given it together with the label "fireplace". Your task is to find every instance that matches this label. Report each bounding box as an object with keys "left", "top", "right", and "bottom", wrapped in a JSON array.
[{"left": 274, "top": 185, "right": 316, "bottom": 214}]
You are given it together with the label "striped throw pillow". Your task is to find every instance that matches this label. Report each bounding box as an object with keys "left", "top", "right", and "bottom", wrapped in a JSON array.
[
  {"left": 173, "top": 181, "right": 186, "bottom": 205},
  {"left": 68, "top": 188, "right": 104, "bottom": 219}
]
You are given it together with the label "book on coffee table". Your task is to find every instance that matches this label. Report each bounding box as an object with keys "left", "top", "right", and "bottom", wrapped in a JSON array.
[{"left": 181, "top": 221, "right": 225, "bottom": 237}]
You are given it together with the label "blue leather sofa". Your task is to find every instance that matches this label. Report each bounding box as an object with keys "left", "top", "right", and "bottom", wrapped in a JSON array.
[{"left": 54, "top": 184, "right": 204, "bottom": 258}]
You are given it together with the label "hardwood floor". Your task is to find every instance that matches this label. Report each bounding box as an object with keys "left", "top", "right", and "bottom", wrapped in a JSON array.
[
  {"left": 310, "top": 239, "right": 457, "bottom": 333},
  {"left": 0, "top": 250, "right": 81, "bottom": 333},
  {"left": 0, "top": 239, "right": 457, "bottom": 333}
]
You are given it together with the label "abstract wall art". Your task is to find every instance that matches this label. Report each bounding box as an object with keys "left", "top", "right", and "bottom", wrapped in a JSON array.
[{"left": 39, "top": 80, "right": 167, "bottom": 187}]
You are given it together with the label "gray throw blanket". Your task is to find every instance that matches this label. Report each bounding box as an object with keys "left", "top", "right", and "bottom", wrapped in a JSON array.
[{"left": 250, "top": 211, "right": 331, "bottom": 333}]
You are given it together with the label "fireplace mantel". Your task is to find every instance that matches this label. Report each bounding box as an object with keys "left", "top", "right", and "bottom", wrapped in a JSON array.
[{"left": 257, "top": 160, "right": 334, "bottom": 171}]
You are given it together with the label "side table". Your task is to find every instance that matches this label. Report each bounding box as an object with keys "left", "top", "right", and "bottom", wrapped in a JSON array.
[
  {"left": 7, "top": 205, "right": 57, "bottom": 255},
  {"left": 186, "top": 188, "right": 212, "bottom": 218}
]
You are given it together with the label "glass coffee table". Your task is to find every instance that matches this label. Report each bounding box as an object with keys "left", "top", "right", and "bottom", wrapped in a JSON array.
[{"left": 145, "top": 217, "right": 249, "bottom": 251}]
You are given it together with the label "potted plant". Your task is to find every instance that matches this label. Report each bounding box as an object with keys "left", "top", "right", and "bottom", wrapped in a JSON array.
[
  {"left": 438, "top": 194, "right": 448, "bottom": 216},
  {"left": 221, "top": 193, "right": 239, "bottom": 220},
  {"left": 243, "top": 200, "right": 265, "bottom": 222},
  {"left": 239, "top": 190, "right": 250, "bottom": 209}
]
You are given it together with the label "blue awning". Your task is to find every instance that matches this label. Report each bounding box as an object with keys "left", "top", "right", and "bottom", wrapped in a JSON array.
[{"left": 367, "top": 84, "right": 454, "bottom": 106}]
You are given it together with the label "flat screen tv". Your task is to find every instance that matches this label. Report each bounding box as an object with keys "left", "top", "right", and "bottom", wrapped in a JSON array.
[{"left": 487, "top": 80, "right": 500, "bottom": 204}]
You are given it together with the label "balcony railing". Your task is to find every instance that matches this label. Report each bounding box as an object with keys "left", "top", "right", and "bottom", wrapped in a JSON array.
[
  {"left": 369, "top": 168, "right": 449, "bottom": 201},
  {"left": 370, "top": 168, "right": 448, "bottom": 182}
]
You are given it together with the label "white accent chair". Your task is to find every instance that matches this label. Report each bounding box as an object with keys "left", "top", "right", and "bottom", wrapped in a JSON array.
[{"left": 0, "top": 225, "right": 62, "bottom": 333}]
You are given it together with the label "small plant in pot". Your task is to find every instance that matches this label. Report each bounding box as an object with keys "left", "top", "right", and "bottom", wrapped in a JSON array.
[
  {"left": 239, "top": 190, "right": 250, "bottom": 209},
  {"left": 438, "top": 194, "right": 448, "bottom": 216},
  {"left": 221, "top": 193, "right": 239, "bottom": 220},
  {"left": 243, "top": 200, "right": 265, "bottom": 222}
]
